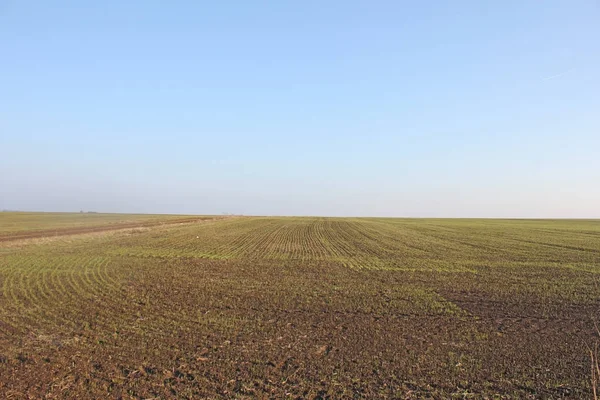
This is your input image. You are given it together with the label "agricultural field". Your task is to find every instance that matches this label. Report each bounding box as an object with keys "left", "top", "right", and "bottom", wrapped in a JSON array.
[
  {"left": 0, "top": 213, "right": 599, "bottom": 398},
  {"left": 0, "top": 212, "right": 206, "bottom": 241}
]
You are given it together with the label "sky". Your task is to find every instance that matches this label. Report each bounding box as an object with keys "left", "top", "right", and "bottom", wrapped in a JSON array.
[{"left": 1, "top": 1, "right": 599, "bottom": 218}]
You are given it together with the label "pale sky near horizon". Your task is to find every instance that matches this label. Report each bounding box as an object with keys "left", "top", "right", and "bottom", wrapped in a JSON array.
[{"left": 1, "top": 1, "right": 599, "bottom": 218}]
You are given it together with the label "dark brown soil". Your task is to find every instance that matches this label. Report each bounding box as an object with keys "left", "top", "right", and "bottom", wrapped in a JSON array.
[{"left": 0, "top": 216, "right": 598, "bottom": 398}]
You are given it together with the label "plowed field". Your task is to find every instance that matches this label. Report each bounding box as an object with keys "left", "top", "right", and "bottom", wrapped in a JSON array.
[{"left": 0, "top": 213, "right": 598, "bottom": 398}]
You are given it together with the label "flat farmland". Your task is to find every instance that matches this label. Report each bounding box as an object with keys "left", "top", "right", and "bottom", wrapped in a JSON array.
[{"left": 0, "top": 213, "right": 599, "bottom": 398}]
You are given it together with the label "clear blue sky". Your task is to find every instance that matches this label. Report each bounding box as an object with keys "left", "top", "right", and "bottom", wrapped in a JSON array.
[{"left": 1, "top": 1, "right": 599, "bottom": 217}]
